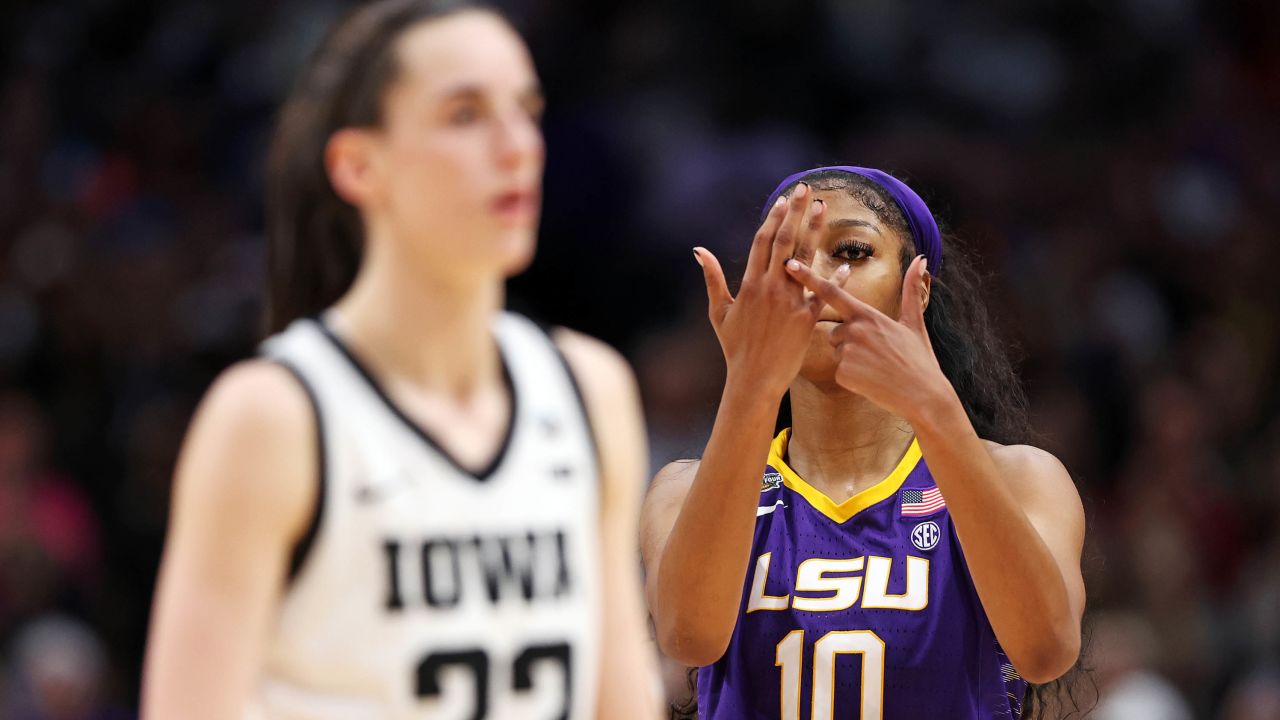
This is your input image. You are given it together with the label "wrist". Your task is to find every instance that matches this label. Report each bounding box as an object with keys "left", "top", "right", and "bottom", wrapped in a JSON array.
[
  {"left": 721, "top": 373, "right": 786, "bottom": 422},
  {"left": 724, "top": 363, "right": 789, "bottom": 401},
  {"left": 904, "top": 374, "right": 967, "bottom": 436}
]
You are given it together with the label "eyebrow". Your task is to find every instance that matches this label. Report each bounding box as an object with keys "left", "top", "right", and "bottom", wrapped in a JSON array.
[
  {"left": 828, "top": 218, "right": 882, "bottom": 235},
  {"left": 436, "top": 82, "right": 544, "bottom": 103}
]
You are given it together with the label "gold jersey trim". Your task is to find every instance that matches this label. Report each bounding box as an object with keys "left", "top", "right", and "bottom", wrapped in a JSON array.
[{"left": 767, "top": 429, "right": 921, "bottom": 524}]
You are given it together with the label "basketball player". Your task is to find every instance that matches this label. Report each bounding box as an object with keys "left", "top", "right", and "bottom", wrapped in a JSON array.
[
  {"left": 641, "top": 167, "right": 1085, "bottom": 718},
  {"left": 142, "top": 2, "right": 659, "bottom": 718}
]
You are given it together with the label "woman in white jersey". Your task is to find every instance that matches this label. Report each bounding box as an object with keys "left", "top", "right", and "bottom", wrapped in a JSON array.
[{"left": 142, "top": 1, "right": 659, "bottom": 718}]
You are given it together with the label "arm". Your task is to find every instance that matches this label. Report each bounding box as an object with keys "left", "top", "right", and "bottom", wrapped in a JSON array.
[
  {"left": 786, "top": 256, "right": 1085, "bottom": 683},
  {"left": 142, "top": 361, "right": 317, "bottom": 719},
  {"left": 642, "top": 185, "right": 828, "bottom": 667},
  {"left": 913, "top": 399, "right": 1084, "bottom": 682},
  {"left": 643, "top": 379, "right": 783, "bottom": 667},
  {"left": 553, "top": 329, "right": 662, "bottom": 720}
]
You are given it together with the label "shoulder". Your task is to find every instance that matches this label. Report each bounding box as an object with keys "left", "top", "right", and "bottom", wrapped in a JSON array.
[
  {"left": 193, "top": 360, "right": 317, "bottom": 457},
  {"left": 176, "top": 359, "right": 318, "bottom": 539},
  {"left": 549, "top": 327, "right": 647, "bottom": 505},
  {"left": 980, "top": 441, "right": 1068, "bottom": 481},
  {"left": 641, "top": 459, "right": 700, "bottom": 528},
  {"left": 980, "top": 441, "right": 1082, "bottom": 515},
  {"left": 649, "top": 458, "right": 701, "bottom": 497},
  {"left": 201, "top": 358, "right": 314, "bottom": 420},
  {"left": 639, "top": 459, "right": 700, "bottom": 567},
  {"left": 550, "top": 326, "right": 636, "bottom": 398}
]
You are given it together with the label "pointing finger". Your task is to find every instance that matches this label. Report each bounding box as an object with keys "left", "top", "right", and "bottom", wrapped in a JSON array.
[{"left": 783, "top": 260, "right": 873, "bottom": 320}]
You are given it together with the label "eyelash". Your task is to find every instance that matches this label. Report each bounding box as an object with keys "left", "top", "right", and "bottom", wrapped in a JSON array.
[
  {"left": 450, "top": 105, "right": 481, "bottom": 125},
  {"left": 833, "top": 240, "right": 875, "bottom": 261}
]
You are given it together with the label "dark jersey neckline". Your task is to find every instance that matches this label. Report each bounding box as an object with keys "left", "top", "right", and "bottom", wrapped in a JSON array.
[{"left": 313, "top": 318, "right": 519, "bottom": 483}]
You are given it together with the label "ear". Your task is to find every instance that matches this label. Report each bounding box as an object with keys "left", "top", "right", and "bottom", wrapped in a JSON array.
[
  {"left": 325, "top": 128, "right": 380, "bottom": 206},
  {"left": 919, "top": 263, "right": 932, "bottom": 314},
  {"left": 898, "top": 255, "right": 932, "bottom": 332}
]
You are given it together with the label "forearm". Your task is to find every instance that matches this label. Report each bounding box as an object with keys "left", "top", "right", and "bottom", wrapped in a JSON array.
[
  {"left": 909, "top": 387, "right": 1078, "bottom": 679},
  {"left": 654, "top": 377, "right": 779, "bottom": 664},
  {"left": 143, "top": 565, "right": 268, "bottom": 719},
  {"left": 596, "top": 548, "right": 663, "bottom": 718}
]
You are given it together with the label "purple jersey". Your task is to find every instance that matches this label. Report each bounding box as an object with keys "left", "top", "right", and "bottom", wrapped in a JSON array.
[{"left": 697, "top": 430, "right": 1026, "bottom": 719}]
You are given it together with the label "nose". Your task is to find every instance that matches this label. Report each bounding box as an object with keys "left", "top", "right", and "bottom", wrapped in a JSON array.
[{"left": 494, "top": 108, "right": 543, "bottom": 171}]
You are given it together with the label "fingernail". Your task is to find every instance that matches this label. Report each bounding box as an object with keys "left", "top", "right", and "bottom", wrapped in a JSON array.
[
  {"left": 785, "top": 258, "right": 799, "bottom": 271},
  {"left": 795, "top": 182, "right": 809, "bottom": 199},
  {"left": 692, "top": 247, "right": 705, "bottom": 266},
  {"left": 922, "top": 257, "right": 929, "bottom": 272},
  {"left": 835, "top": 264, "right": 850, "bottom": 280},
  {"left": 774, "top": 196, "right": 787, "bottom": 208}
]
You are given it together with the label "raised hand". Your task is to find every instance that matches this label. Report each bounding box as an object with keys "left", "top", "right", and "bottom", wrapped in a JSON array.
[
  {"left": 782, "top": 254, "right": 950, "bottom": 420},
  {"left": 694, "top": 182, "right": 826, "bottom": 398}
]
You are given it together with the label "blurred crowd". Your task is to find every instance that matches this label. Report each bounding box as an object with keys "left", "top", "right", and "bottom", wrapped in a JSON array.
[{"left": 2, "top": 0, "right": 1278, "bottom": 717}]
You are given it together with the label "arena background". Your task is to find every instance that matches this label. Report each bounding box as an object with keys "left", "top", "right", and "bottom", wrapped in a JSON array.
[{"left": 2, "top": 0, "right": 1279, "bottom": 717}]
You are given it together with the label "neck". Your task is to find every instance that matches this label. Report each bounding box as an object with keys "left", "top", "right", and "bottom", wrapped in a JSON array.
[
  {"left": 329, "top": 236, "right": 503, "bottom": 401},
  {"left": 786, "top": 376, "right": 915, "bottom": 492}
]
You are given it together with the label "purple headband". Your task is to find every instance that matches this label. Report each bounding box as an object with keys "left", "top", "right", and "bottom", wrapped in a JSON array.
[{"left": 761, "top": 166, "right": 942, "bottom": 276}]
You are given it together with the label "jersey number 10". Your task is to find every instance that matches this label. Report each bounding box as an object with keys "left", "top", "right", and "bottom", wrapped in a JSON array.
[{"left": 775, "top": 630, "right": 885, "bottom": 720}]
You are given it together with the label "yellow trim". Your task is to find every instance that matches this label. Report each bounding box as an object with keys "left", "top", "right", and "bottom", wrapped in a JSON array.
[{"left": 768, "top": 429, "right": 921, "bottom": 524}]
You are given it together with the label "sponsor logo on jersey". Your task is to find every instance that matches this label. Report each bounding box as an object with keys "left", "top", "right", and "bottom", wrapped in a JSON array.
[
  {"left": 539, "top": 415, "right": 562, "bottom": 437},
  {"left": 355, "top": 471, "right": 414, "bottom": 504},
  {"left": 911, "top": 521, "right": 941, "bottom": 551},
  {"left": 757, "top": 500, "right": 786, "bottom": 517}
]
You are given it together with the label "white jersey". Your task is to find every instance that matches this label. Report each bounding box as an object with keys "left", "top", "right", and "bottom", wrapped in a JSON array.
[{"left": 248, "top": 312, "right": 601, "bottom": 720}]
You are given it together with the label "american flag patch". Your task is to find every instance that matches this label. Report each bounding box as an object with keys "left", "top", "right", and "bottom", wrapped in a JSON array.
[{"left": 901, "top": 486, "right": 946, "bottom": 516}]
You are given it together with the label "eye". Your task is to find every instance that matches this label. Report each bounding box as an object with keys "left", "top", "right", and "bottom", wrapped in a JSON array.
[
  {"left": 832, "top": 240, "right": 875, "bottom": 261},
  {"left": 448, "top": 103, "right": 482, "bottom": 125}
]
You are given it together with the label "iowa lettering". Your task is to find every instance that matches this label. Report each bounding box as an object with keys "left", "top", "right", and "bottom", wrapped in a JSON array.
[
  {"left": 746, "top": 553, "right": 930, "bottom": 613},
  {"left": 382, "top": 530, "right": 572, "bottom": 611}
]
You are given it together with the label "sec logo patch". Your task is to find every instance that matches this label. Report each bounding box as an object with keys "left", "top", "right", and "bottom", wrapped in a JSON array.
[{"left": 911, "top": 521, "right": 941, "bottom": 551}]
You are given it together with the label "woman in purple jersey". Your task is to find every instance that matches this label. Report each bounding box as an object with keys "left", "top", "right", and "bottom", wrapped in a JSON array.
[{"left": 641, "top": 167, "right": 1085, "bottom": 718}]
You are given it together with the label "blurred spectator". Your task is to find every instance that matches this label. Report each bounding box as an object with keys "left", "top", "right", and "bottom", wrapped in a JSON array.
[
  {"left": 1091, "top": 611, "right": 1195, "bottom": 720},
  {"left": 0, "top": 393, "right": 100, "bottom": 633},
  {"left": 3, "top": 614, "right": 113, "bottom": 720},
  {"left": 1218, "top": 666, "right": 1280, "bottom": 720}
]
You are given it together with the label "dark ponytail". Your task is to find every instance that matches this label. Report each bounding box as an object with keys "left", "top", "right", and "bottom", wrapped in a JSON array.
[
  {"left": 264, "top": 0, "right": 488, "bottom": 334},
  {"left": 918, "top": 234, "right": 1031, "bottom": 446},
  {"left": 915, "top": 237, "right": 1096, "bottom": 718}
]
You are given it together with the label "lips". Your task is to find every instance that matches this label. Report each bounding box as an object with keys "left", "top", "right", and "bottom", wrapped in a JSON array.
[{"left": 492, "top": 189, "right": 539, "bottom": 223}]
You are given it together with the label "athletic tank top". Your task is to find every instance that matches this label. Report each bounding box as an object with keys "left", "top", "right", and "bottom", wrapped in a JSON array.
[
  {"left": 246, "top": 312, "right": 600, "bottom": 720},
  {"left": 698, "top": 429, "right": 1026, "bottom": 719}
]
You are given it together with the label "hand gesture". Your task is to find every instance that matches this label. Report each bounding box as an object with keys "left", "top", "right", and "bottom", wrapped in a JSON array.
[
  {"left": 695, "top": 183, "right": 826, "bottom": 398},
  {"left": 783, "top": 255, "right": 949, "bottom": 419}
]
